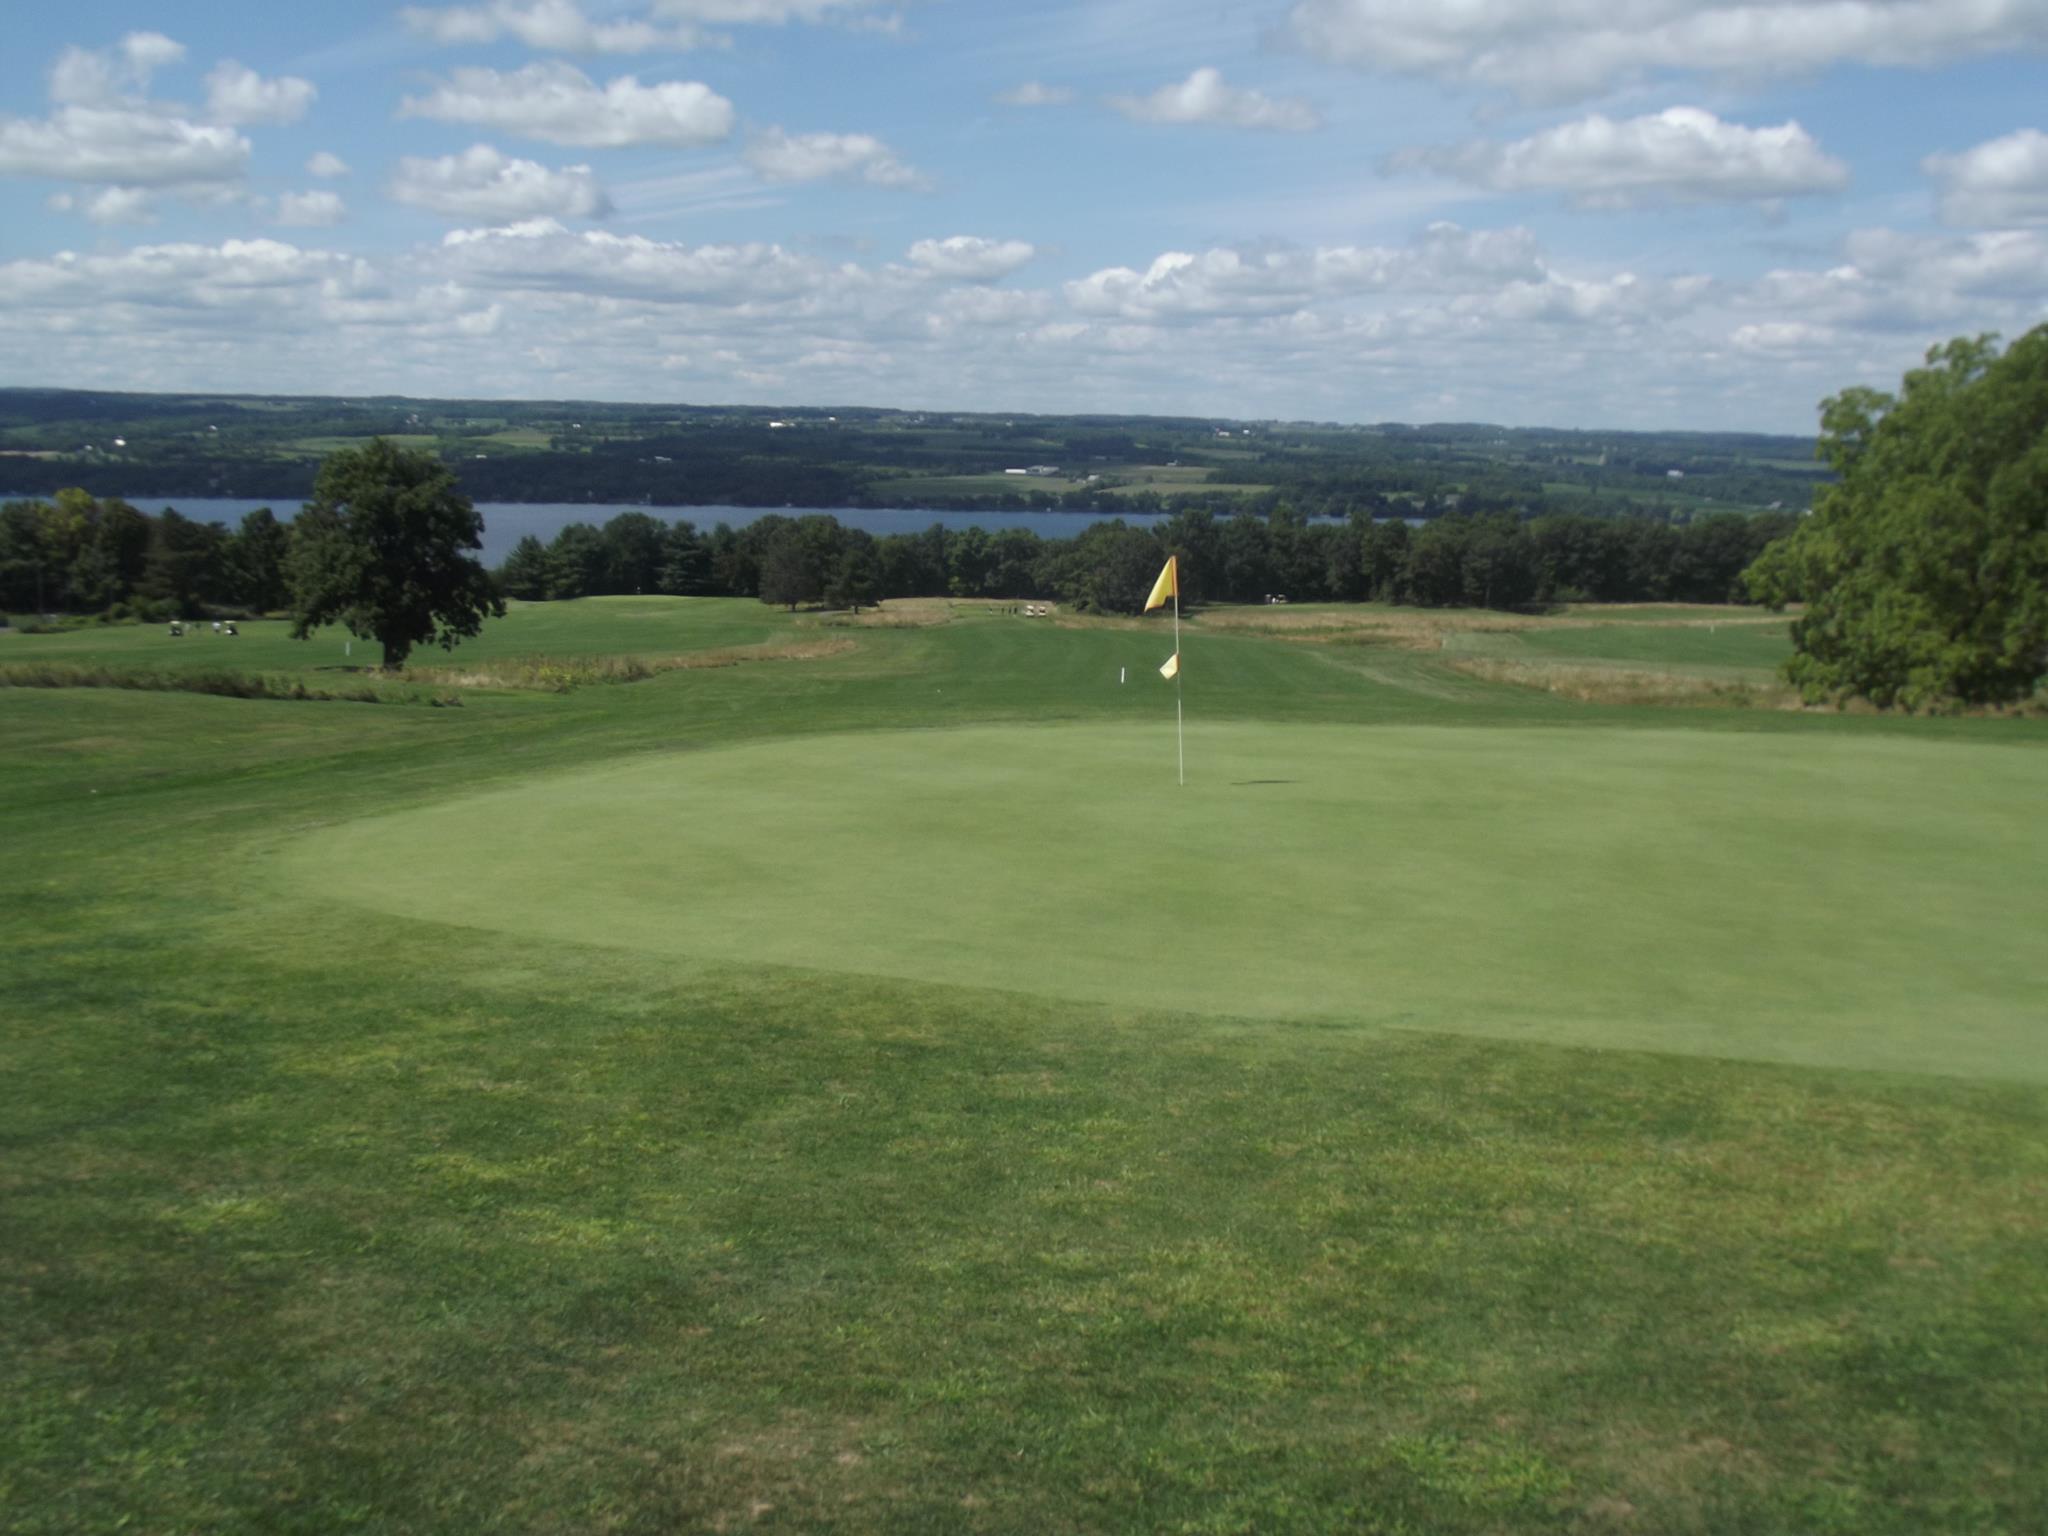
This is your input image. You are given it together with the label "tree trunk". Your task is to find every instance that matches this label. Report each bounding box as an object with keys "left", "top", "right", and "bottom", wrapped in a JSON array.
[{"left": 380, "top": 634, "right": 412, "bottom": 671}]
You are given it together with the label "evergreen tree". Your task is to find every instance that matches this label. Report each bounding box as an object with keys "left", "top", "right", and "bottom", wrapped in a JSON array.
[
  {"left": 499, "top": 534, "right": 554, "bottom": 601},
  {"left": 227, "top": 507, "right": 291, "bottom": 611}
]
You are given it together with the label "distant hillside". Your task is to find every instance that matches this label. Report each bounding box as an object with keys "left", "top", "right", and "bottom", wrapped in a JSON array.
[{"left": 0, "top": 387, "right": 1827, "bottom": 519}]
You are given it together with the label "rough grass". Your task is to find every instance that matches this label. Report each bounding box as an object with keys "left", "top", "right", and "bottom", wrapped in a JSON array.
[
  {"left": 1198, "top": 602, "right": 1790, "bottom": 649},
  {"left": 0, "top": 659, "right": 425, "bottom": 704},
  {"left": 1446, "top": 656, "right": 1798, "bottom": 708}
]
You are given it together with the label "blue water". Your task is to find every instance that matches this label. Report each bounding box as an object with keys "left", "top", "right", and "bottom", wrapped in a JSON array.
[{"left": 53, "top": 498, "right": 1180, "bottom": 567}]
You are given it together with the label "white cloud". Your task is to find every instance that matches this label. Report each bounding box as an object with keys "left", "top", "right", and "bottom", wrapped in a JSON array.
[
  {"left": 204, "top": 62, "right": 316, "bottom": 125},
  {"left": 1841, "top": 226, "right": 2048, "bottom": 300},
  {"left": 0, "top": 106, "right": 249, "bottom": 188},
  {"left": 1390, "top": 108, "right": 1850, "bottom": 208},
  {"left": 400, "top": 63, "right": 734, "bottom": 147},
  {"left": 392, "top": 145, "right": 613, "bottom": 221},
  {"left": 1062, "top": 224, "right": 1551, "bottom": 321},
  {"left": 276, "top": 190, "right": 346, "bottom": 226},
  {"left": 1107, "top": 67, "right": 1320, "bottom": 132},
  {"left": 0, "top": 239, "right": 370, "bottom": 313},
  {"left": 1287, "top": 0, "right": 2048, "bottom": 102},
  {"left": 1731, "top": 320, "right": 1838, "bottom": 353},
  {"left": 400, "top": 1, "right": 711, "bottom": 53},
  {"left": 49, "top": 33, "right": 185, "bottom": 106},
  {"left": 48, "top": 186, "right": 155, "bottom": 225},
  {"left": 3, "top": 36, "right": 252, "bottom": 195},
  {"left": 1925, "top": 128, "right": 2048, "bottom": 227},
  {"left": 307, "top": 151, "right": 350, "bottom": 179},
  {"left": 994, "top": 81, "right": 1073, "bottom": 107},
  {"left": 435, "top": 218, "right": 825, "bottom": 303},
  {"left": 743, "top": 127, "right": 924, "bottom": 186},
  {"left": 905, "top": 236, "right": 1036, "bottom": 280},
  {"left": 2, "top": 197, "right": 2041, "bottom": 431},
  {"left": 651, "top": 0, "right": 891, "bottom": 21}
]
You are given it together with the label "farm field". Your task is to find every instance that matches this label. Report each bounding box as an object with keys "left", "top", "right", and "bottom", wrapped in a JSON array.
[{"left": 3, "top": 598, "right": 2044, "bottom": 1534}]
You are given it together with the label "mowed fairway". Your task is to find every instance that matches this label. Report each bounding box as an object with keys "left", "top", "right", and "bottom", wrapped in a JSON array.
[
  {"left": 288, "top": 720, "right": 2047, "bottom": 1080},
  {"left": 5, "top": 598, "right": 2047, "bottom": 1535}
]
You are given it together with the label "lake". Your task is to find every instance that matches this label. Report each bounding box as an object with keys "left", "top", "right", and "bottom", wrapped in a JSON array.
[{"left": 39, "top": 498, "right": 1184, "bottom": 567}]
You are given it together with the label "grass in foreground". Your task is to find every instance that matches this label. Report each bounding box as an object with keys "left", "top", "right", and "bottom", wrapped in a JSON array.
[{"left": 2, "top": 598, "right": 2044, "bottom": 1534}]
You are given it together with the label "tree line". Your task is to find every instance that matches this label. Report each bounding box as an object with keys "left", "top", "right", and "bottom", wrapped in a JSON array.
[
  {"left": 0, "top": 490, "right": 291, "bottom": 619},
  {"left": 0, "top": 483, "right": 1799, "bottom": 629},
  {"left": 499, "top": 505, "right": 1798, "bottom": 615}
]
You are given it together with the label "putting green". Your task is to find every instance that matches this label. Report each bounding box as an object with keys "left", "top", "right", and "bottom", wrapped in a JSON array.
[{"left": 280, "top": 722, "right": 2047, "bottom": 1080}]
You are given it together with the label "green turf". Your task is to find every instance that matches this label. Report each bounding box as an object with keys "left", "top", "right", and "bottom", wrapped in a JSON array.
[
  {"left": 4, "top": 597, "right": 2046, "bottom": 1534},
  {"left": 284, "top": 720, "right": 2047, "bottom": 1081}
]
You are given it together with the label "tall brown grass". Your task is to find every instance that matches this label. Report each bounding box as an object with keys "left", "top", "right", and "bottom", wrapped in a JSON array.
[
  {"left": 0, "top": 662, "right": 443, "bottom": 705},
  {"left": 402, "top": 636, "right": 856, "bottom": 692}
]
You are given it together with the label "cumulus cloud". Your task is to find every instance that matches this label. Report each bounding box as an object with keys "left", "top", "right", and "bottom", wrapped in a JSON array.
[
  {"left": 307, "top": 151, "right": 350, "bottom": 178},
  {"left": 905, "top": 236, "right": 1036, "bottom": 280},
  {"left": 1286, "top": 0, "right": 2048, "bottom": 102},
  {"left": 4, "top": 163, "right": 2044, "bottom": 432},
  {"left": 276, "top": 190, "right": 346, "bottom": 226},
  {"left": 1063, "top": 224, "right": 1551, "bottom": 321},
  {"left": 49, "top": 33, "right": 185, "bottom": 106},
  {"left": 0, "top": 106, "right": 249, "bottom": 188},
  {"left": 2, "top": 35, "right": 249, "bottom": 193},
  {"left": 48, "top": 186, "right": 155, "bottom": 224},
  {"left": 400, "top": 1, "right": 710, "bottom": 53},
  {"left": 743, "top": 127, "right": 924, "bottom": 186},
  {"left": 0, "top": 238, "right": 370, "bottom": 313},
  {"left": 1107, "top": 67, "right": 1320, "bottom": 132},
  {"left": 204, "top": 62, "right": 316, "bottom": 125},
  {"left": 1730, "top": 320, "right": 1838, "bottom": 353},
  {"left": 392, "top": 145, "right": 613, "bottom": 221},
  {"left": 1925, "top": 128, "right": 2048, "bottom": 227},
  {"left": 400, "top": 63, "right": 734, "bottom": 147},
  {"left": 1390, "top": 108, "right": 1850, "bottom": 208},
  {"left": 435, "top": 218, "right": 825, "bottom": 303},
  {"left": 650, "top": 0, "right": 892, "bottom": 21},
  {"left": 994, "top": 81, "right": 1073, "bottom": 107}
]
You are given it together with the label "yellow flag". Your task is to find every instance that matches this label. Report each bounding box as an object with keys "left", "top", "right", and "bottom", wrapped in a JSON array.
[
  {"left": 1159, "top": 651, "right": 1180, "bottom": 679},
  {"left": 1144, "top": 555, "right": 1177, "bottom": 612}
]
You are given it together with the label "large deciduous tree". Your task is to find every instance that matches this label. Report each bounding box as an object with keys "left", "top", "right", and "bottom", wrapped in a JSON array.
[
  {"left": 288, "top": 439, "right": 503, "bottom": 669},
  {"left": 1744, "top": 328, "right": 2048, "bottom": 710}
]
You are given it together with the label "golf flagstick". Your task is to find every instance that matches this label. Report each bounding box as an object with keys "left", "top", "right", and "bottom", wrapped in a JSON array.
[
  {"left": 1144, "top": 555, "right": 1183, "bottom": 786},
  {"left": 1174, "top": 577, "right": 1183, "bottom": 787}
]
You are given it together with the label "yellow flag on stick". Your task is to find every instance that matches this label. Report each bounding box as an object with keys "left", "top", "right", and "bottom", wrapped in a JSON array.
[
  {"left": 1144, "top": 555, "right": 1178, "bottom": 613},
  {"left": 1159, "top": 651, "right": 1180, "bottom": 680}
]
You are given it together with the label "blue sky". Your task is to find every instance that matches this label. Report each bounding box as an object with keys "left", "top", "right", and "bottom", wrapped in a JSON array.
[{"left": 1, "top": 0, "right": 2044, "bottom": 432}]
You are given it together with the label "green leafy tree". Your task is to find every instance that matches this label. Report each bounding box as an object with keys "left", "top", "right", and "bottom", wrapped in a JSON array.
[
  {"left": 287, "top": 439, "right": 503, "bottom": 669},
  {"left": 1744, "top": 328, "right": 2048, "bottom": 710},
  {"left": 1065, "top": 521, "right": 1166, "bottom": 614}
]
